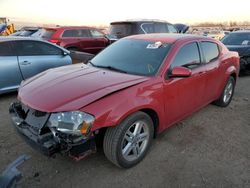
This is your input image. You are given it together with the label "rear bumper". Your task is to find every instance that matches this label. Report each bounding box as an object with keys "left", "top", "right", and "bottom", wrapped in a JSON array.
[{"left": 9, "top": 102, "right": 96, "bottom": 159}]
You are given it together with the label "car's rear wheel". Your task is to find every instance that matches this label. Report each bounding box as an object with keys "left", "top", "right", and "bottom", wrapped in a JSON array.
[
  {"left": 214, "top": 76, "right": 235, "bottom": 107},
  {"left": 103, "top": 111, "right": 154, "bottom": 168}
]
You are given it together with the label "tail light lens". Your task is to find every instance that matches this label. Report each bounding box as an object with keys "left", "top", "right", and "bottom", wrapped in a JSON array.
[{"left": 48, "top": 39, "right": 60, "bottom": 45}]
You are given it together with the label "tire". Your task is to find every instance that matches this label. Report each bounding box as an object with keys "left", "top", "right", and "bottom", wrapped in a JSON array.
[
  {"left": 213, "top": 76, "right": 235, "bottom": 107},
  {"left": 103, "top": 111, "right": 154, "bottom": 168}
]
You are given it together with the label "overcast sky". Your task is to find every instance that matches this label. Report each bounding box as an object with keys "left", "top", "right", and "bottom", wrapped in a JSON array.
[{"left": 0, "top": 0, "right": 249, "bottom": 26}]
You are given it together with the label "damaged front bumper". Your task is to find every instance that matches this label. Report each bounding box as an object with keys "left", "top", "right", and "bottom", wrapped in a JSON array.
[{"left": 9, "top": 102, "right": 96, "bottom": 160}]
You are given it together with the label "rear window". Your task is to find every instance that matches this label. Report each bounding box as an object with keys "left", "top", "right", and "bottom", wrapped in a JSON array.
[
  {"left": 109, "top": 23, "right": 133, "bottom": 38},
  {"left": 167, "top": 24, "right": 178, "bottom": 33},
  {"left": 154, "top": 23, "right": 169, "bottom": 33},
  {"left": 201, "top": 42, "right": 220, "bottom": 63},
  {"left": 141, "top": 23, "right": 176, "bottom": 34},
  {"left": 40, "top": 29, "right": 55, "bottom": 39}
]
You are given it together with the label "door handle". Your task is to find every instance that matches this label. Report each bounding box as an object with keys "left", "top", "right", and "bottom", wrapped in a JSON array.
[{"left": 20, "top": 61, "right": 31, "bottom": 65}]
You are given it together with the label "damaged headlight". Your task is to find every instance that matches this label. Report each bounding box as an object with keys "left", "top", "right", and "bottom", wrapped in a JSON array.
[{"left": 47, "top": 111, "right": 95, "bottom": 135}]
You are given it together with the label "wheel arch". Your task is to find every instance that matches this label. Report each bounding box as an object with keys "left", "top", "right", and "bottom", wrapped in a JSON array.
[
  {"left": 230, "top": 72, "right": 237, "bottom": 82},
  {"left": 140, "top": 108, "right": 159, "bottom": 138}
]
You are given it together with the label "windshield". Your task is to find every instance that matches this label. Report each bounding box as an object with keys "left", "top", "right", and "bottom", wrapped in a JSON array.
[
  {"left": 221, "top": 32, "right": 250, "bottom": 45},
  {"left": 90, "top": 38, "right": 171, "bottom": 76}
]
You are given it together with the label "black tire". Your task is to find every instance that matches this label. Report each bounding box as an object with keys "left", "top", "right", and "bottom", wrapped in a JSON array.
[
  {"left": 213, "top": 76, "right": 235, "bottom": 107},
  {"left": 103, "top": 111, "right": 154, "bottom": 168}
]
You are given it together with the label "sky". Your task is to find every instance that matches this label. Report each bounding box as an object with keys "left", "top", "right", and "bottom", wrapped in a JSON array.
[{"left": 0, "top": 0, "right": 250, "bottom": 26}]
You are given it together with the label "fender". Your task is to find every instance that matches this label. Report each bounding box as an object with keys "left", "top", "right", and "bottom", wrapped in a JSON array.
[
  {"left": 216, "top": 65, "right": 237, "bottom": 98},
  {"left": 81, "top": 79, "right": 165, "bottom": 133}
]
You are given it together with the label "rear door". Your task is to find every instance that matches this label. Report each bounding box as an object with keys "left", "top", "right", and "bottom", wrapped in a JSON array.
[
  {"left": 199, "top": 41, "right": 222, "bottom": 101},
  {"left": 163, "top": 42, "right": 207, "bottom": 127},
  {"left": 15, "top": 40, "right": 71, "bottom": 79},
  {"left": 0, "top": 41, "right": 23, "bottom": 93}
]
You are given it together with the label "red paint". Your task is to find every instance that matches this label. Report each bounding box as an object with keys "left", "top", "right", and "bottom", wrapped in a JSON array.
[
  {"left": 44, "top": 26, "right": 109, "bottom": 54},
  {"left": 18, "top": 34, "right": 239, "bottom": 135}
]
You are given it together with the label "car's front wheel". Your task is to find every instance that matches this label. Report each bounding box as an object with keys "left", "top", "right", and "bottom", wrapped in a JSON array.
[
  {"left": 214, "top": 76, "right": 235, "bottom": 107},
  {"left": 103, "top": 111, "right": 154, "bottom": 168}
]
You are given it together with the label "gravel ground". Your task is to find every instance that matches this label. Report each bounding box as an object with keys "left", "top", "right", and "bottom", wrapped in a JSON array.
[{"left": 0, "top": 76, "right": 249, "bottom": 188}]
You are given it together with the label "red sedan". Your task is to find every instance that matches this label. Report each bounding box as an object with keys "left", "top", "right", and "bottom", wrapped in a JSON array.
[{"left": 10, "top": 34, "right": 239, "bottom": 168}]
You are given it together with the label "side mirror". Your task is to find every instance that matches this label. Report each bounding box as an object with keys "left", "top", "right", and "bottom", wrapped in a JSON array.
[
  {"left": 170, "top": 66, "right": 191, "bottom": 78},
  {"left": 63, "top": 51, "right": 69, "bottom": 56}
]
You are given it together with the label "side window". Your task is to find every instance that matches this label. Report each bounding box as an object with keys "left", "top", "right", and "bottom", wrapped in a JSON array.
[
  {"left": 167, "top": 24, "right": 178, "bottom": 33},
  {"left": 0, "top": 42, "right": 13, "bottom": 56},
  {"left": 16, "top": 41, "right": 62, "bottom": 56},
  {"left": 90, "top": 30, "right": 104, "bottom": 38},
  {"left": 201, "top": 42, "right": 220, "bottom": 63},
  {"left": 62, "top": 29, "right": 90, "bottom": 38},
  {"left": 171, "top": 42, "right": 201, "bottom": 69},
  {"left": 62, "top": 30, "right": 75, "bottom": 37},
  {"left": 154, "top": 23, "right": 168, "bottom": 33},
  {"left": 79, "top": 29, "right": 90, "bottom": 37},
  {"left": 141, "top": 23, "right": 154, "bottom": 33}
]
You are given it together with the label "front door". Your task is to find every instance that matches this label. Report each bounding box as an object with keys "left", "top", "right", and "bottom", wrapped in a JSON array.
[{"left": 163, "top": 42, "right": 207, "bottom": 128}]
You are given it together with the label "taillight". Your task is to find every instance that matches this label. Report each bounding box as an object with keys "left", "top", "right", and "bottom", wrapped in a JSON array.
[{"left": 48, "top": 39, "right": 60, "bottom": 45}]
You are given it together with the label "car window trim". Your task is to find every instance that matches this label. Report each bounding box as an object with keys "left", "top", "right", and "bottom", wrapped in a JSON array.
[
  {"left": 199, "top": 41, "right": 221, "bottom": 64},
  {"left": 171, "top": 42, "right": 202, "bottom": 69},
  {"left": 140, "top": 23, "right": 154, "bottom": 34}
]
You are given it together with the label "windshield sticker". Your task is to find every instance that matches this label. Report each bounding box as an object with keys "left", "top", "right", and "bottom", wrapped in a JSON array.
[
  {"left": 242, "top": 40, "right": 249, "bottom": 45},
  {"left": 147, "top": 41, "right": 162, "bottom": 49}
]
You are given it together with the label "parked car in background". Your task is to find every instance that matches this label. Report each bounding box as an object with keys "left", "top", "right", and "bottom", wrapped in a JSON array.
[
  {"left": 10, "top": 27, "right": 41, "bottom": 37},
  {"left": 0, "top": 37, "right": 72, "bottom": 94},
  {"left": 206, "top": 30, "right": 226, "bottom": 40},
  {"left": 38, "top": 26, "right": 110, "bottom": 54},
  {"left": 109, "top": 20, "right": 180, "bottom": 39},
  {"left": 10, "top": 34, "right": 239, "bottom": 168},
  {"left": 221, "top": 30, "right": 250, "bottom": 74}
]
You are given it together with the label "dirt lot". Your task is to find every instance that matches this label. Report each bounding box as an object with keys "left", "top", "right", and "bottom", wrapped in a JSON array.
[{"left": 0, "top": 76, "right": 249, "bottom": 188}]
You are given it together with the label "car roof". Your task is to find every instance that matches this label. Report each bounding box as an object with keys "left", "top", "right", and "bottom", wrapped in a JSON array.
[
  {"left": 0, "top": 36, "right": 45, "bottom": 42},
  {"left": 111, "top": 20, "right": 171, "bottom": 24},
  {"left": 231, "top": 30, "right": 250, "bottom": 34},
  {"left": 127, "top": 34, "right": 208, "bottom": 44},
  {"left": 44, "top": 26, "right": 100, "bottom": 30}
]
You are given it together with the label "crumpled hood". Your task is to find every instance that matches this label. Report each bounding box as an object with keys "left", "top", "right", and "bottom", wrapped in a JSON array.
[
  {"left": 226, "top": 45, "right": 250, "bottom": 57},
  {"left": 18, "top": 64, "right": 149, "bottom": 112}
]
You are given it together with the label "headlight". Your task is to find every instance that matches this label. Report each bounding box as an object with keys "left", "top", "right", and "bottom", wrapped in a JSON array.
[{"left": 47, "top": 111, "right": 95, "bottom": 135}]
